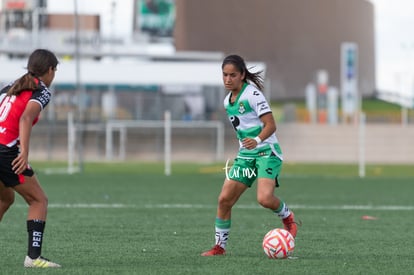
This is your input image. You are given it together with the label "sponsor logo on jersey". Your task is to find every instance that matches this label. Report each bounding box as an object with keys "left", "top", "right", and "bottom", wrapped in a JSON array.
[
  {"left": 36, "top": 89, "right": 51, "bottom": 107},
  {"left": 229, "top": 115, "right": 240, "bottom": 130},
  {"left": 260, "top": 105, "right": 269, "bottom": 111},
  {"left": 257, "top": 101, "right": 269, "bottom": 112}
]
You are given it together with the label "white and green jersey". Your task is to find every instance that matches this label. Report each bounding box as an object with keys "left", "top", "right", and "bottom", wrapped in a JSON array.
[{"left": 224, "top": 83, "right": 282, "bottom": 159}]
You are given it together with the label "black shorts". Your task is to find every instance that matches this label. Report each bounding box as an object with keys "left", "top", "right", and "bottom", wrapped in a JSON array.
[{"left": 0, "top": 144, "right": 34, "bottom": 187}]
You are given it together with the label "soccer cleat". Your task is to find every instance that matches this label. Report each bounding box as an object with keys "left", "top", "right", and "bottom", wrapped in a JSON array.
[
  {"left": 201, "top": 245, "right": 226, "bottom": 256},
  {"left": 282, "top": 212, "right": 299, "bottom": 238},
  {"left": 24, "top": 256, "right": 61, "bottom": 268}
]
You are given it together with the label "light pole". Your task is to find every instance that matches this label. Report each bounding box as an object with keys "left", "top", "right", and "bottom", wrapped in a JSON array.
[
  {"left": 74, "top": 0, "right": 85, "bottom": 172},
  {"left": 400, "top": 42, "right": 414, "bottom": 126}
]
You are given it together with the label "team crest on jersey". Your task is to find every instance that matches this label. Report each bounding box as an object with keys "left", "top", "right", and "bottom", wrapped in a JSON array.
[{"left": 238, "top": 102, "right": 246, "bottom": 114}]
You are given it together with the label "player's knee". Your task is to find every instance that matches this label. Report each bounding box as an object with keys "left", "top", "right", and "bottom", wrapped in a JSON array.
[
  {"left": 257, "top": 195, "right": 273, "bottom": 209},
  {"left": 41, "top": 194, "right": 49, "bottom": 207},
  {"left": 27, "top": 193, "right": 48, "bottom": 208}
]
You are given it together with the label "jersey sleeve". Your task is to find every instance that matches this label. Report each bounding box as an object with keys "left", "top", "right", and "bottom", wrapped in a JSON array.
[
  {"left": 30, "top": 87, "right": 51, "bottom": 110},
  {"left": 249, "top": 89, "right": 272, "bottom": 117}
]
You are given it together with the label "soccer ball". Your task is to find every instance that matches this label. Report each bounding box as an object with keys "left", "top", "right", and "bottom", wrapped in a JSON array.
[{"left": 262, "top": 228, "right": 295, "bottom": 259}]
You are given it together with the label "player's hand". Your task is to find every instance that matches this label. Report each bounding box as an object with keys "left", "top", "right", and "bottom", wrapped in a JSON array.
[
  {"left": 12, "top": 152, "right": 29, "bottom": 175},
  {"left": 242, "top": 138, "right": 258, "bottom": 150}
]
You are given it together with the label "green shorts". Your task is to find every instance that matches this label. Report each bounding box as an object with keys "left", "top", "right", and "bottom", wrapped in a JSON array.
[{"left": 227, "top": 144, "right": 283, "bottom": 187}]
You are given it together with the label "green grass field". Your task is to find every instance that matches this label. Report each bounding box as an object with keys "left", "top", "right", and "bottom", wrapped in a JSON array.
[{"left": 1, "top": 162, "right": 413, "bottom": 274}]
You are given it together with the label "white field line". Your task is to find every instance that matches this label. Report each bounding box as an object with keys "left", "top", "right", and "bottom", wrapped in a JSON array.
[{"left": 12, "top": 203, "right": 414, "bottom": 211}]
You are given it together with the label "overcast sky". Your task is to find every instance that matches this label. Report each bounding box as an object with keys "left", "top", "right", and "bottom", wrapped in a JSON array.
[{"left": 372, "top": 0, "right": 414, "bottom": 94}]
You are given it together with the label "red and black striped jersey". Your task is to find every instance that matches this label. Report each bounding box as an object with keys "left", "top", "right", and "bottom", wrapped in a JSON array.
[{"left": 0, "top": 81, "right": 51, "bottom": 147}]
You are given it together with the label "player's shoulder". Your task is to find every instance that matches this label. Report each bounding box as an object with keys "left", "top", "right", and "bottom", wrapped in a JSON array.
[
  {"left": 242, "top": 84, "right": 265, "bottom": 102},
  {"left": 33, "top": 82, "right": 51, "bottom": 95},
  {"left": 31, "top": 82, "right": 52, "bottom": 107},
  {"left": 244, "top": 84, "right": 263, "bottom": 96}
]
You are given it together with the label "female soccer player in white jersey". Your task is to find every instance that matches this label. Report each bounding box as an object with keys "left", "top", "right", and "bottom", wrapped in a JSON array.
[
  {"left": 201, "top": 54, "right": 298, "bottom": 256},
  {"left": 0, "top": 49, "right": 61, "bottom": 267}
]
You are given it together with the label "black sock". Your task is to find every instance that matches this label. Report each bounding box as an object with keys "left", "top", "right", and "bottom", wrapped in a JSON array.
[{"left": 27, "top": 220, "right": 45, "bottom": 259}]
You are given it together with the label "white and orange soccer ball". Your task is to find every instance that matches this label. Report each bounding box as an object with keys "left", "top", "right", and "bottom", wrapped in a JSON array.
[{"left": 262, "top": 228, "right": 295, "bottom": 259}]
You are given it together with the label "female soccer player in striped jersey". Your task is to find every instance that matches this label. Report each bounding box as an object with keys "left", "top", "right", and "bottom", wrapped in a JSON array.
[
  {"left": 201, "top": 54, "right": 298, "bottom": 256},
  {"left": 0, "top": 49, "right": 61, "bottom": 267}
]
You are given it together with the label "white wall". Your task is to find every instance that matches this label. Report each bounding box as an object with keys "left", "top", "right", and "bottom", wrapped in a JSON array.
[{"left": 0, "top": 58, "right": 265, "bottom": 87}]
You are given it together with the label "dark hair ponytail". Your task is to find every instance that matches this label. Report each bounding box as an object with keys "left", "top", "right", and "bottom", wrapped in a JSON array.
[
  {"left": 7, "top": 49, "right": 58, "bottom": 96},
  {"left": 222, "top": 54, "right": 264, "bottom": 90}
]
